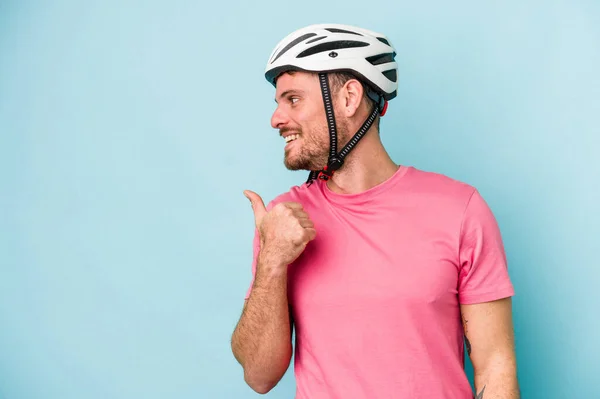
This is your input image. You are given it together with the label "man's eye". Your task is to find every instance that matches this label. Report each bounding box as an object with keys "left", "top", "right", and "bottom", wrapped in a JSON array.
[{"left": 290, "top": 97, "right": 299, "bottom": 104}]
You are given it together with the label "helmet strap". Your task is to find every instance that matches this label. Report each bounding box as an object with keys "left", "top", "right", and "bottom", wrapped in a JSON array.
[
  {"left": 319, "top": 73, "right": 339, "bottom": 160},
  {"left": 306, "top": 72, "right": 382, "bottom": 186}
]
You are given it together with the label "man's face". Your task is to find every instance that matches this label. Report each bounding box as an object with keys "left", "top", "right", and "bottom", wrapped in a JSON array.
[{"left": 271, "top": 72, "right": 349, "bottom": 171}]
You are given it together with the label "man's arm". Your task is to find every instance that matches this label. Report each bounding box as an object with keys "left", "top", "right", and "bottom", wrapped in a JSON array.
[
  {"left": 231, "top": 253, "right": 294, "bottom": 394},
  {"left": 231, "top": 190, "right": 315, "bottom": 394},
  {"left": 461, "top": 297, "right": 519, "bottom": 399}
]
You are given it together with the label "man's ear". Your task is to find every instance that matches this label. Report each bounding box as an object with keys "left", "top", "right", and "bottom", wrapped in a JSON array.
[{"left": 340, "top": 79, "right": 364, "bottom": 118}]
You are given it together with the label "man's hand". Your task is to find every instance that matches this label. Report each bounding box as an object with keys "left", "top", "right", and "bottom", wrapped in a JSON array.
[
  {"left": 244, "top": 190, "right": 316, "bottom": 267},
  {"left": 232, "top": 190, "right": 313, "bottom": 394}
]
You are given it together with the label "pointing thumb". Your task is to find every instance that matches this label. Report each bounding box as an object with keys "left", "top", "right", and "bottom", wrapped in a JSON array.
[{"left": 243, "top": 190, "right": 267, "bottom": 227}]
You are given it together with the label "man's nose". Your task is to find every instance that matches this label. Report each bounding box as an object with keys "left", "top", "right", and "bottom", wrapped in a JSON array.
[{"left": 271, "top": 105, "right": 289, "bottom": 129}]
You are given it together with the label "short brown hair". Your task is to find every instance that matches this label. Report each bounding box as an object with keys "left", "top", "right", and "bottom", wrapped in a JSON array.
[
  {"left": 328, "top": 72, "right": 370, "bottom": 101},
  {"left": 328, "top": 71, "right": 380, "bottom": 130}
]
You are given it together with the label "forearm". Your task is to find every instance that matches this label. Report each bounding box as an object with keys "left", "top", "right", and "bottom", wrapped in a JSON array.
[
  {"left": 231, "top": 253, "right": 292, "bottom": 392},
  {"left": 461, "top": 297, "right": 519, "bottom": 399},
  {"left": 473, "top": 355, "right": 519, "bottom": 399}
]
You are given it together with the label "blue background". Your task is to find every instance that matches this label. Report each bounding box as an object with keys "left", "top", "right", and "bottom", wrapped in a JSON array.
[{"left": 1, "top": 1, "right": 598, "bottom": 398}]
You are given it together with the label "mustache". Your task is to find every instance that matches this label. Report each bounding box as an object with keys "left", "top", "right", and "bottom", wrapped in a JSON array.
[{"left": 279, "top": 127, "right": 302, "bottom": 137}]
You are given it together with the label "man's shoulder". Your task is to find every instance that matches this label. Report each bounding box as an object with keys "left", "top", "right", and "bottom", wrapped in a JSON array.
[
  {"left": 264, "top": 181, "right": 316, "bottom": 210},
  {"left": 405, "top": 166, "right": 478, "bottom": 205}
]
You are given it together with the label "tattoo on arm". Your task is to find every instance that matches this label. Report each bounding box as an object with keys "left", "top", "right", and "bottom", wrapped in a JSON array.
[
  {"left": 461, "top": 314, "right": 488, "bottom": 399},
  {"left": 461, "top": 314, "right": 472, "bottom": 356},
  {"left": 465, "top": 336, "right": 472, "bottom": 356},
  {"left": 476, "top": 385, "right": 486, "bottom": 399}
]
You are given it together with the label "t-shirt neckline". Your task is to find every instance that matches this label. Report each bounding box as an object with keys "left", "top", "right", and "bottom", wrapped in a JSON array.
[{"left": 318, "top": 165, "right": 411, "bottom": 204}]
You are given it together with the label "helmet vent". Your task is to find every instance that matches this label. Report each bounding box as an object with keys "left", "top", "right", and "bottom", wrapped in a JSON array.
[
  {"left": 382, "top": 69, "right": 397, "bottom": 82},
  {"left": 376, "top": 37, "right": 390, "bottom": 45},
  {"left": 306, "top": 35, "right": 327, "bottom": 44},
  {"left": 271, "top": 33, "right": 317, "bottom": 64},
  {"left": 297, "top": 40, "right": 369, "bottom": 58},
  {"left": 366, "top": 52, "right": 395, "bottom": 65},
  {"left": 324, "top": 27, "right": 362, "bottom": 36}
]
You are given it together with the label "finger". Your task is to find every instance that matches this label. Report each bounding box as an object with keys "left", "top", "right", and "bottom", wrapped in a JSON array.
[
  {"left": 304, "top": 228, "right": 317, "bottom": 241},
  {"left": 298, "top": 219, "right": 314, "bottom": 228},
  {"left": 243, "top": 190, "right": 267, "bottom": 227},
  {"left": 283, "top": 202, "right": 304, "bottom": 210},
  {"left": 293, "top": 210, "right": 310, "bottom": 220}
]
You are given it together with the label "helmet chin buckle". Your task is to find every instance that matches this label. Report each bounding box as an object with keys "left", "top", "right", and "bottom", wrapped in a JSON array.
[
  {"left": 317, "top": 157, "right": 343, "bottom": 181},
  {"left": 317, "top": 168, "right": 334, "bottom": 181}
]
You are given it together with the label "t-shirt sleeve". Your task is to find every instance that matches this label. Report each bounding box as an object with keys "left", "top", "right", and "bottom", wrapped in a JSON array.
[
  {"left": 244, "top": 228, "right": 261, "bottom": 300},
  {"left": 457, "top": 189, "right": 515, "bottom": 304}
]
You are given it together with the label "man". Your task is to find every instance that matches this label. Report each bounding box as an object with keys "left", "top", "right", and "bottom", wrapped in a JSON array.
[{"left": 231, "top": 24, "right": 519, "bottom": 398}]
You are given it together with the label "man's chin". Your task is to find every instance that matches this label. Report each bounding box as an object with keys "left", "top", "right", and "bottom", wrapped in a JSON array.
[
  {"left": 284, "top": 161, "right": 307, "bottom": 171},
  {"left": 284, "top": 156, "right": 310, "bottom": 171},
  {"left": 284, "top": 152, "right": 326, "bottom": 171}
]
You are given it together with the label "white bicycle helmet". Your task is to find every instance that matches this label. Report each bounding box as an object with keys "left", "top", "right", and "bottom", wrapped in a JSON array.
[
  {"left": 264, "top": 23, "right": 399, "bottom": 185},
  {"left": 265, "top": 23, "right": 398, "bottom": 101}
]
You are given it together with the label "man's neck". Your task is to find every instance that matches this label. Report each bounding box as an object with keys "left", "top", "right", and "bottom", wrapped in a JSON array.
[{"left": 324, "top": 135, "right": 399, "bottom": 195}]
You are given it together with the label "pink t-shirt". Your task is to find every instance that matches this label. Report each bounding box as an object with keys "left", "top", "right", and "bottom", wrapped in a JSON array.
[{"left": 244, "top": 165, "right": 515, "bottom": 399}]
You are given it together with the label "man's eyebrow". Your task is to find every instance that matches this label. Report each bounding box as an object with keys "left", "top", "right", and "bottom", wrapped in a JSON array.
[{"left": 275, "top": 89, "right": 304, "bottom": 103}]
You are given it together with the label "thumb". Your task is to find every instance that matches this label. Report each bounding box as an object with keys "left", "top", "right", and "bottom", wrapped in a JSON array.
[{"left": 243, "top": 190, "right": 267, "bottom": 226}]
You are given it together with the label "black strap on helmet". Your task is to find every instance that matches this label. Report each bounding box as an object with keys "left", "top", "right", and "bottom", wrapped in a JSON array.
[{"left": 306, "top": 72, "right": 384, "bottom": 186}]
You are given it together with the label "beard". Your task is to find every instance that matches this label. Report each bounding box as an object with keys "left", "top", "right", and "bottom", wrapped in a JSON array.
[{"left": 283, "top": 120, "right": 351, "bottom": 171}]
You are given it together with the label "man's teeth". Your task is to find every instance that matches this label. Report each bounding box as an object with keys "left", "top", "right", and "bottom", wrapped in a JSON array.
[{"left": 285, "top": 134, "right": 300, "bottom": 143}]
